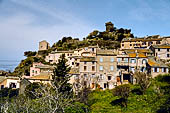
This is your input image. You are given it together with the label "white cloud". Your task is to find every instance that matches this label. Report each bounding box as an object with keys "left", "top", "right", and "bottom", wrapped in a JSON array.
[{"left": 0, "top": 0, "right": 93, "bottom": 60}]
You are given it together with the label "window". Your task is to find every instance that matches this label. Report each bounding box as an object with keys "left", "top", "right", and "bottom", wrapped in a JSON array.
[
  {"left": 156, "top": 41, "right": 161, "bottom": 44},
  {"left": 117, "top": 58, "right": 121, "bottom": 63},
  {"left": 122, "top": 44, "right": 124, "bottom": 47},
  {"left": 162, "top": 68, "right": 166, "bottom": 72},
  {"left": 84, "top": 74, "right": 87, "bottom": 78},
  {"left": 110, "top": 66, "right": 114, "bottom": 71},
  {"left": 158, "top": 48, "right": 160, "bottom": 51},
  {"left": 99, "top": 74, "right": 104, "bottom": 80},
  {"left": 72, "top": 62, "right": 74, "bottom": 65},
  {"left": 76, "top": 63, "right": 79, "bottom": 67},
  {"left": 130, "top": 44, "right": 132, "bottom": 46},
  {"left": 92, "top": 66, "right": 95, "bottom": 71},
  {"left": 1, "top": 85, "right": 4, "bottom": 89},
  {"left": 84, "top": 81, "right": 87, "bottom": 86},
  {"left": 167, "top": 54, "right": 170, "bottom": 57},
  {"left": 168, "top": 49, "right": 170, "bottom": 52},
  {"left": 84, "top": 62, "right": 87, "bottom": 64},
  {"left": 124, "top": 58, "right": 128, "bottom": 62},
  {"left": 130, "top": 59, "right": 136, "bottom": 63},
  {"left": 100, "top": 58, "right": 103, "bottom": 62},
  {"left": 32, "top": 70, "right": 34, "bottom": 73},
  {"left": 142, "top": 42, "right": 146, "bottom": 45},
  {"left": 35, "top": 71, "right": 37, "bottom": 74},
  {"left": 110, "top": 58, "right": 114, "bottom": 62},
  {"left": 92, "top": 48, "right": 94, "bottom": 52},
  {"left": 104, "top": 83, "right": 107, "bottom": 88},
  {"left": 99, "top": 66, "right": 103, "bottom": 71},
  {"left": 154, "top": 68, "right": 159, "bottom": 72},
  {"left": 108, "top": 76, "right": 111, "bottom": 80},
  {"left": 84, "top": 66, "right": 87, "bottom": 71},
  {"left": 142, "top": 59, "right": 147, "bottom": 64},
  {"left": 92, "top": 61, "right": 95, "bottom": 65},
  {"left": 9, "top": 83, "right": 16, "bottom": 88},
  {"left": 91, "top": 74, "right": 95, "bottom": 78}
]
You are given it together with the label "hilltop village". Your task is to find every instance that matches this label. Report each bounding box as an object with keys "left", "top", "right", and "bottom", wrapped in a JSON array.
[{"left": 0, "top": 22, "right": 170, "bottom": 92}]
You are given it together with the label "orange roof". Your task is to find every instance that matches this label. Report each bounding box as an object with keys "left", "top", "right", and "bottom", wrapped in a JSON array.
[
  {"left": 128, "top": 53, "right": 136, "bottom": 57},
  {"left": 127, "top": 53, "right": 147, "bottom": 58},
  {"left": 138, "top": 53, "right": 147, "bottom": 58},
  {"left": 148, "top": 58, "right": 168, "bottom": 67}
]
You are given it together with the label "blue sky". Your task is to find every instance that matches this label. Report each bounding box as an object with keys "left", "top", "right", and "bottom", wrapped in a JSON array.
[{"left": 0, "top": 0, "right": 170, "bottom": 61}]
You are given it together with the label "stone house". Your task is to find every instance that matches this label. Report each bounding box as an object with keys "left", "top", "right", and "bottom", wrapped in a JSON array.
[
  {"left": 79, "top": 57, "right": 97, "bottom": 89},
  {"left": 117, "top": 49, "right": 148, "bottom": 84},
  {"left": 150, "top": 44, "right": 170, "bottom": 60},
  {"left": 29, "top": 62, "right": 54, "bottom": 78},
  {"left": 147, "top": 57, "right": 169, "bottom": 78},
  {"left": 121, "top": 35, "right": 163, "bottom": 49},
  {"left": 0, "top": 76, "right": 20, "bottom": 89},
  {"left": 96, "top": 49, "right": 118, "bottom": 89}
]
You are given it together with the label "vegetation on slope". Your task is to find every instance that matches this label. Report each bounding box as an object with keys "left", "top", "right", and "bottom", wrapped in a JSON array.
[
  {"left": 87, "top": 74, "right": 170, "bottom": 113},
  {"left": 13, "top": 56, "right": 47, "bottom": 76}
]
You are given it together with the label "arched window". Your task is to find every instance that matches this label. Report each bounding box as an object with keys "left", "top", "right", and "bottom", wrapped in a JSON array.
[{"left": 142, "top": 59, "right": 147, "bottom": 64}]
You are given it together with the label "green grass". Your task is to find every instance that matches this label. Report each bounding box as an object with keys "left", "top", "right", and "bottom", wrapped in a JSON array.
[{"left": 88, "top": 74, "right": 170, "bottom": 113}]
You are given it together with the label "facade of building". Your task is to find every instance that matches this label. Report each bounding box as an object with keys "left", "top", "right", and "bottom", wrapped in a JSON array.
[
  {"left": 0, "top": 76, "right": 20, "bottom": 89},
  {"left": 117, "top": 50, "right": 148, "bottom": 84},
  {"left": 121, "top": 35, "right": 163, "bottom": 49},
  {"left": 147, "top": 57, "right": 169, "bottom": 78},
  {"left": 29, "top": 62, "right": 54, "bottom": 78},
  {"left": 150, "top": 44, "right": 170, "bottom": 60},
  {"left": 96, "top": 49, "right": 118, "bottom": 89}
]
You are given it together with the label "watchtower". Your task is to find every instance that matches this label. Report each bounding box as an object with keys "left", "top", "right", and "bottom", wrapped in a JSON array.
[
  {"left": 105, "top": 21, "right": 114, "bottom": 32},
  {"left": 39, "top": 40, "right": 50, "bottom": 51}
]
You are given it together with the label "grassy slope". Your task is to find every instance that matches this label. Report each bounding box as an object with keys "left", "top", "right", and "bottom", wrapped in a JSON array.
[{"left": 88, "top": 74, "right": 170, "bottom": 113}]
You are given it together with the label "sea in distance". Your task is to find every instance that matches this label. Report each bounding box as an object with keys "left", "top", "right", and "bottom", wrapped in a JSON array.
[{"left": 0, "top": 60, "right": 20, "bottom": 72}]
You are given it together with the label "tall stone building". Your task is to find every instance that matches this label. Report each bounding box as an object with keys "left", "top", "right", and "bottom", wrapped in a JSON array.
[
  {"left": 39, "top": 40, "right": 50, "bottom": 51},
  {"left": 105, "top": 21, "right": 114, "bottom": 32}
]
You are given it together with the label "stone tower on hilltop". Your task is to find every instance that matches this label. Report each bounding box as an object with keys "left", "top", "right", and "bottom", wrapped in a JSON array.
[
  {"left": 39, "top": 40, "right": 50, "bottom": 51},
  {"left": 105, "top": 21, "right": 114, "bottom": 32}
]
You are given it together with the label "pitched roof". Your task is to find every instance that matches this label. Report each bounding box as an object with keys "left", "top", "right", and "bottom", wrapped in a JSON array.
[
  {"left": 97, "top": 49, "right": 116, "bottom": 56},
  {"left": 80, "top": 57, "right": 96, "bottom": 62},
  {"left": 148, "top": 58, "right": 168, "bottom": 67},
  {"left": 127, "top": 53, "right": 147, "bottom": 58},
  {"left": 152, "top": 44, "right": 170, "bottom": 49},
  {"left": 28, "top": 73, "right": 52, "bottom": 80}
]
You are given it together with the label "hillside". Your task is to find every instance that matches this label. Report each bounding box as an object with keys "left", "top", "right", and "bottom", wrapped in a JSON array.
[
  {"left": 87, "top": 74, "right": 170, "bottom": 113},
  {"left": 13, "top": 22, "right": 134, "bottom": 76}
]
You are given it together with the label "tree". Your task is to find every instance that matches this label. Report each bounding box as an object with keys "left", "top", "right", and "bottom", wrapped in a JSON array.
[
  {"left": 24, "top": 82, "right": 41, "bottom": 99},
  {"left": 134, "top": 71, "right": 151, "bottom": 94},
  {"left": 53, "top": 54, "right": 71, "bottom": 93},
  {"left": 113, "top": 84, "right": 130, "bottom": 108},
  {"left": 24, "top": 51, "right": 37, "bottom": 57}
]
